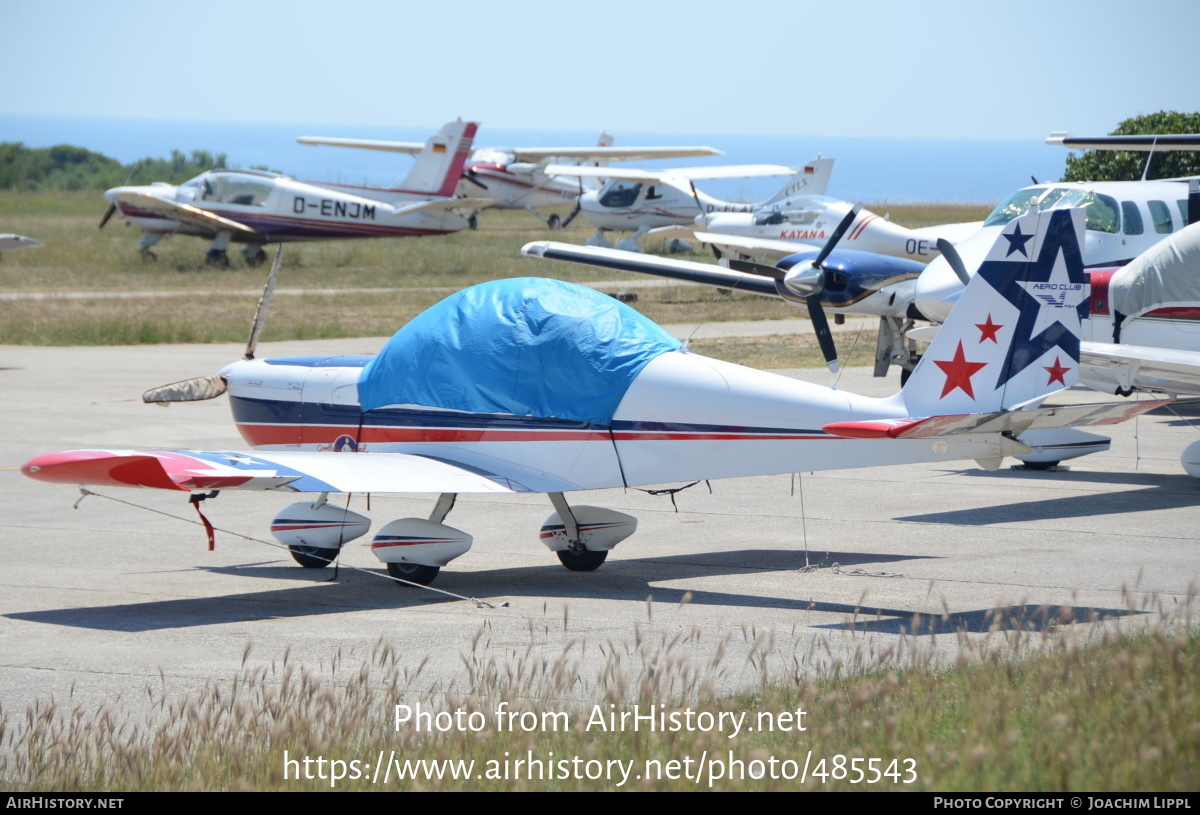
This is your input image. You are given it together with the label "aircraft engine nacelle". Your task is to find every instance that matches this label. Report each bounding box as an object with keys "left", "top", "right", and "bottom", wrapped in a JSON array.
[
  {"left": 370, "top": 518, "right": 473, "bottom": 567},
  {"left": 270, "top": 502, "right": 371, "bottom": 549},
  {"left": 539, "top": 506, "right": 638, "bottom": 552},
  {"left": 776, "top": 249, "right": 923, "bottom": 316}
]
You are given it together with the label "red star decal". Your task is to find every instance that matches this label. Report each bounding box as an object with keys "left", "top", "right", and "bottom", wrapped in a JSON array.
[
  {"left": 1044, "top": 356, "right": 1070, "bottom": 385},
  {"left": 934, "top": 341, "right": 987, "bottom": 399},
  {"left": 975, "top": 315, "right": 1003, "bottom": 343}
]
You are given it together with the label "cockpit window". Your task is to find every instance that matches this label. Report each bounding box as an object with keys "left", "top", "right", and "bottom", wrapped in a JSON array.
[
  {"left": 598, "top": 181, "right": 642, "bottom": 208},
  {"left": 1121, "top": 201, "right": 1144, "bottom": 235},
  {"left": 983, "top": 188, "right": 1043, "bottom": 226},
  {"left": 186, "top": 173, "right": 273, "bottom": 206},
  {"left": 984, "top": 186, "right": 1118, "bottom": 233},
  {"left": 755, "top": 211, "right": 785, "bottom": 226},
  {"left": 1148, "top": 200, "right": 1174, "bottom": 234}
]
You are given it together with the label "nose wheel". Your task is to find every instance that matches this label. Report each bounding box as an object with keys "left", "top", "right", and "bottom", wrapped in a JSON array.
[
  {"left": 386, "top": 561, "right": 441, "bottom": 586},
  {"left": 556, "top": 548, "right": 608, "bottom": 572}
]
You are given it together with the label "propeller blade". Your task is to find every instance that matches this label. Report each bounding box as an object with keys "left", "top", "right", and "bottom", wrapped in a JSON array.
[
  {"left": 811, "top": 204, "right": 861, "bottom": 269},
  {"left": 936, "top": 238, "right": 972, "bottom": 286},
  {"left": 143, "top": 375, "right": 228, "bottom": 404},
  {"left": 245, "top": 246, "right": 283, "bottom": 360},
  {"left": 99, "top": 202, "right": 117, "bottom": 229},
  {"left": 806, "top": 298, "right": 839, "bottom": 372}
]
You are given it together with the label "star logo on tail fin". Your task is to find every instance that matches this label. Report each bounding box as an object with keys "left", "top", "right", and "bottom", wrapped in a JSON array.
[
  {"left": 977, "top": 210, "right": 1087, "bottom": 390},
  {"left": 934, "top": 341, "right": 987, "bottom": 399},
  {"left": 976, "top": 315, "right": 1003, "bottom": 343}
]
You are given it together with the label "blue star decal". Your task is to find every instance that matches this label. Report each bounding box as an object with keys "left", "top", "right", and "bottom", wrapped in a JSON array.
[
  {"left": 1002, "top": 222, "right": 1033, "bottom": 257},
  {"left": 976, "top": 210, "right": 1088, "bottom": 389}
]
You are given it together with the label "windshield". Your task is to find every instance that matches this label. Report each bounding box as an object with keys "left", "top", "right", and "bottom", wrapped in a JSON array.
[{"left": 983, "top": 186, "right": 1119, "bottom": 233}]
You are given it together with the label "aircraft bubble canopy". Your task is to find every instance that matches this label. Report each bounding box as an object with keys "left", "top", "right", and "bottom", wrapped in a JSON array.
[{"left": 358, "top": 278, "right": 683, "bottom": 424}]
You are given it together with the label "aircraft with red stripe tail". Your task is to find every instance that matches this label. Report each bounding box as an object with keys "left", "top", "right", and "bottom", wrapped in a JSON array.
[
  {"left": 99, "top": 120, "right": 488, "bottom": 266},
  {"left": 23, "top": 208, "right": 1169, "bottom": 588}
]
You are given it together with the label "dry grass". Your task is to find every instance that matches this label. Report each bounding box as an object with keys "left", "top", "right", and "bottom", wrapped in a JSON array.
[
  {"left": 1, "top": 593, "right": 1196, "bottom": 792},
  {"left": 0, "top": 191, "right": 988, "bottom": 352}
]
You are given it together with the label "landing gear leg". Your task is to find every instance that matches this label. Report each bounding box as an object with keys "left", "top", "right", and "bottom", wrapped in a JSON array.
[
  {"left": 137, "top": 232, "right": 163, "bottom": 262},
  {"left": 205, "top": 230, "right": 233, "bottom": 268}
]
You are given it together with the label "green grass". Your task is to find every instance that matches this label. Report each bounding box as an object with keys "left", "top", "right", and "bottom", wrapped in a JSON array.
[
  {"left": 1, "top": 617, "right": 1195, "bottom": 791},
  {"left": 0, "top": 191, "right": 991, "bottom": 355}
]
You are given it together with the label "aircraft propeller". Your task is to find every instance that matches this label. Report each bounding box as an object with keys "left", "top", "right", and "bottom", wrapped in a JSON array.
[
  {"left": 142, "top": 247, "right": 283, "bottom": 404},
  {"left": 770, "top": 204, "right": 863, "bottom": 372},
  {"left": 99, "top": 202, "right": 117, "bottom": 229},
  {"left": 935, "top": 238, "right": 972, "bottom": 286}
]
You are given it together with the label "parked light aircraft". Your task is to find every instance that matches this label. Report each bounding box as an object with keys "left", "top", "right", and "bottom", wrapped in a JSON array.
[
  {"left": 298, "top": 131, "right": 723, "bottom": 228},
  {"left": 23, "top": 208, "right": 1166, "bottom": 586},
  {"left": 0, "top": 234, "right": 43, "bottom": 255},
  {"left": 101, "top": 121, "right": 486, "bottom": 266},
  {"left": 544, "top": 159, "right": 826, "bottom": 250}
]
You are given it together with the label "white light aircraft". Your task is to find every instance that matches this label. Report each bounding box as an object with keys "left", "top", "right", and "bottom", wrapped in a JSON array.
[
  {"left": 100, "top": 120, "right": 488, "bottom": 266},
  {"left": 298, "top": 130, "right": 723, "bottom": 228},
  {"left": 0, "top": 234, "right": 43, "bottom": 255},
  {"left": 23, "top": 208, "right": 1167, "bottom": 587},
  {"left": 544, "top": 159, "right": 827, "bottom": 251}
]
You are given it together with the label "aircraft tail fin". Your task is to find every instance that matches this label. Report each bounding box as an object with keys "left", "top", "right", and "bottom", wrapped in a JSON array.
[
  {"left": 765, "top": 156, "right": 835, "bottom": 202},
  {"left": 397, "top": 120, "right": 479, "bottom": 197},
  {"left": 898, "top": 207, "right": 1088, "bottom": 417}
]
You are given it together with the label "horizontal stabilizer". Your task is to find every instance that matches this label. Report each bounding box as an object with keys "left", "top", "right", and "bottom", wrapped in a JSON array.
[
  {"left": 297, "top": 136, "right": 425, "bottom": 154},
  {"left": 391, "top": 197, "right": 494, "bottom": 217},
  {"left": 823, "top": 398, "right": 1180, "bottom": 440}
]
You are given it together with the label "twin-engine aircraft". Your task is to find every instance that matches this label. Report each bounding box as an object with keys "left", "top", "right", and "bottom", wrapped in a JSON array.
[
  {"left": 298, "top": 130, "right": 723, "bottom": 229},
  {"left": 100, "top": 120, "right": 487, "bottom": 266},
  {"left": 24, "top": 208, "right": 1166, "bottom": 587}
]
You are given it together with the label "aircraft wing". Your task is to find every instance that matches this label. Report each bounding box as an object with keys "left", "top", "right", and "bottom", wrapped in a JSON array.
[
  {"left": 543, "top": 164, "right": 796, "bottom": 182},
  {"left": 0, "top": 234, "right": 43, "bottom": 252},
  {"left": 22, "top": 449, "right": 580, "bottom": 495},
  {"left": 1046, "top": 132, "right": 1200, "bottom": 152},
  {"left": 692, "top": 231, "right": 822, "bottom": 262},
  {"left": 511, "top": 146, "right": 723, "bottom": 163},
  {"left": 1080, "top": 341, "right": 1200, "bottom": 397},
  {"left": 521, "top": 241, "right": 781, "bottom": 297},
  {"left": 297, "top": 136, "right": 424, "bottom": 154},
  {"left": 390, "top": 197, "right": 495, "bottom": 217},
  {"left": 824, "top": 399, "right": 1180, "bottom": 440},
  {"left": 113, "top": 192, "right": 258, "bottom": 235}
]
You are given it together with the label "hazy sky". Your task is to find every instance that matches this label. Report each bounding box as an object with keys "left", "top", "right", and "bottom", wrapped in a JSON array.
[{"left": 5, "top": 0, "right": 1196, "bottom": 139}]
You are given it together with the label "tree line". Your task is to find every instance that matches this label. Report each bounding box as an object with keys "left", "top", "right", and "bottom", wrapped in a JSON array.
[{"left": 0, "top": 143, "right": 229, "bottom": 191}]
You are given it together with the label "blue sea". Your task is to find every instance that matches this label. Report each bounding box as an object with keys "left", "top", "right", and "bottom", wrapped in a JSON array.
[{"left": 0, "top": 114, "right": 1069, "bottom": 205}]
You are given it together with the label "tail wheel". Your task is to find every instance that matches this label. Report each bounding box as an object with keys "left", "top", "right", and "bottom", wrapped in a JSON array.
[
  {"left": 289, "top": 545, "right": 338, "bottom": 569},
  {"left": 556, "top": 548, "right": 608, "bottom": 572},
  {"left": 386, "top": 561, "right": 440, "bottom": 586}
]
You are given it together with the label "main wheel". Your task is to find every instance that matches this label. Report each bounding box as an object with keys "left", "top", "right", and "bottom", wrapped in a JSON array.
[
  {"left": 556, "top": 548, "right": 608, "bottom": 572},
  {"left": 547, "top": 213, "right": 562, "bottom": 229},
  {"left": 246, "top": 249, "right": 268, "bottom": 266},
  {"left": 386, "top": 561, "right": 440, "bottom": 586},
  {"left": 290, "top": 545, "right": 338, "bottom": 569}
]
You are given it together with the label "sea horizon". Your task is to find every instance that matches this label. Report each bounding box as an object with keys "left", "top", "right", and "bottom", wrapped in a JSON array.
[{"left": 0, "top": 113, "right": 1070, "bottom": 205}]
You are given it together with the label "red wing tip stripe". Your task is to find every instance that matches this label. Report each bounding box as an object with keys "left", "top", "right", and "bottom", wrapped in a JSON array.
[{"left": 822, "top": 419, "right": 924, "bottom": 439}]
